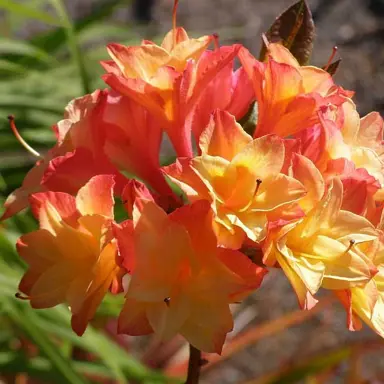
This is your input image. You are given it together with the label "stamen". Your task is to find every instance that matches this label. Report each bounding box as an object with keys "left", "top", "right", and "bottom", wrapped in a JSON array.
[
  {"left": 15, "top": 292, "right": 30, "bottom": 300},
  {"left": 172, "top": 0, "right": 179, "bottom": 48},
  {"left": 238, "top": 179, "right": 263, "bottom": 213},
  {"left": 346, "top": 239, "right": 356, "bottom": 253},
  {"left": 262, "top": 33, "right": 270, "bottom": 49},
  {"left": 8, "top": 115, "right": 41, "bottom": 158},
  {"left": 164, "top": 297, "right": 171, "bottom": 306},
  {"left": 213, "top": 33, "right": 220, "bottom": 50},
  {"left": 254, "top": 179, "right": 262, "bottom": 196},
  {"left": 324, "top": 46, "right": 338, "bottom": 71}
]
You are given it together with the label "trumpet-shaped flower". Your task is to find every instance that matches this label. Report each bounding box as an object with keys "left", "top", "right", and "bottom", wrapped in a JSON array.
[
  {"left": 17, "top": 175, "right": 122, "bottom": 335},
  {"left": 1, "top": 90, "right": 122, "bottom": 220},
  {"left": 264, "top": 178, "right": 379, "bottom": 309},
  {"left": 335, "top": 229, "right": 384, "bottom": 338},
  {"left": 103, "top": 44, "right": 240, "bottom": 157},
  {"left": 165, "top": 110, "right": 306, "bottom": 249},
  {"left": 238, "top": 43, "right": 345, "bottom": 138},
  {"left": 114, "top": 198, "right": 267, "bottom": 353}
]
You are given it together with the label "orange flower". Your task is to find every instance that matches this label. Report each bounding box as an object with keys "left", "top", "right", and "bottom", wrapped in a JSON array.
[
  {"left": 103, "top": 44, "right": 240, "bottom": 157},
  {"left": 165, "top": 110, "right": 306, "bottom": 249},
  {"left": 238, "top": 43, "right": 345, "bottom": 138},
  {"left": 17, "top": 175, "right": 122, "bottom": 335},
  {"left": 264, "top": 178, "right": 379, "bottom": 309},
  {"left": 115, "top": 198, "right": 266, "bottom": 353},
  {"left": 336, "top": 229, "right": 384, "bottom": 338},
  {"left": 1, "top": 90, "right": 121, "bottom": 220}
]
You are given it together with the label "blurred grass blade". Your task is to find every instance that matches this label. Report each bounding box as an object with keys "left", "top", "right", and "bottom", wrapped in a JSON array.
[
  {"left": 201, "top": 297, "right": 335, "bottom": 374},
  {"left": 0, "top": 0, "right": 60, "bottom": 26},
  {"left": 240, "top": 339, "right": 384, "bottom": 384},
  {"left": 49, "top": 0, "right": 91, "bottom": 94},
  {"left": 0, "top": 352, "right": 135, "bottom": 382},
  {"left": 0, "top": 38, "right": 58, "bottom": 65},
  {"left": 39, "top": 306, "right": 176, "bottom": 383},
  {"left": 31, "top": 0, "right": 128, "bottom": 55},
  {"left": 0, "top": 59, "right": 27, "bottom": 74},
  {"left": 243, "top": 346, "right": 351, "bottom": 384},
  {"left": 0, "top": 95, "right": 64, "bottom": 114},
  {"left": 4, "top": 300, "right": 88, "bottom": 384}
]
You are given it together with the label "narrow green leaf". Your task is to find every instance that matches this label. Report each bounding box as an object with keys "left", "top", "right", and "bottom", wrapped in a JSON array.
[
  {"left": 259, "top": 0, "right": 315, "bottom": 65},
  {"left": 0, "top": 38, "right": 58, "bottom": 66},
  {"left": 49, "top": 0, "right": 91, "bottom": 94},
  {"left": 0, "top": 59, "right": 27, "bottom": 74},
  {"left": 3, "top": 299, "right": 89, "bottom": 384},
  {"left": 0, "top": 95, "right": 64, "bottom": 114},
  {"left": 238, "top": 102, "right": 258, "bottom": 136},
  {"left": 0, "top": 352, "right": 122, "bottom": 381},
  {"left": 31, "top": 0, "right": 128, "bottom": 55},
  {"left": 0, "top": 0, "right": 61, "bottom": 26}
]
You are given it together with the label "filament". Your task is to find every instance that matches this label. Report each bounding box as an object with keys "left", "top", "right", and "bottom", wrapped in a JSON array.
[
  {"left": 324, "top": 46, "right": 338, "bottom": 71},
  {"left": 172, "top": 0, "right": 179, "bottom": 48},
  {"left": 8, "top": 115, "right": 41, "bottom": 158},
  {"left": 345, "top": 239, "right": 356, "bottom": 253},
  {"left": 15, "top": 292, "right": 30, "bottom": 300}
]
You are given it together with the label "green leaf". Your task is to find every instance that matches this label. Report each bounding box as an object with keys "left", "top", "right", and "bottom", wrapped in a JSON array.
[
  {"left": 3, "top": 300, "right": 88, "bottom": 384},
  {"left": 259, "top": 0, "right": 315, "bottom": 65},
  {"left": 49, "top": 0, "right": 91, "bottom": 94},
  {"left": 238, "top": 102, "right": 258, "bottom": 136},
  {"left": 0, "top": 0, "right": 61, "bottom": 26},
  {"left": 0, "top": 95, "right": 64, "bottom": 114},
  {"left": 0, "top": 59, "right": 27, "bottom": 74},
  {"left": 0, "top": 38, "right": 58, "bottom": 66},
  {"left": 0, "top": 352, "right": 126, "bottom": 382},
  {"left": 31, "top": 0, "right": 128, "bottom": 56}
]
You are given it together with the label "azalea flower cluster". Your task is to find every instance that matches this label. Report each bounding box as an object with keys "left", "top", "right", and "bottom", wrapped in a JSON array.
[{"left": 3, "top": 1, "right": 384, "bottom": 354}]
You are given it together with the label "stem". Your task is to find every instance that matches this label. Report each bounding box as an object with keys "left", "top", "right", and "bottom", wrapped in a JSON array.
[{"left": 185, "top": 344, "right": 202, "bottom": 384}]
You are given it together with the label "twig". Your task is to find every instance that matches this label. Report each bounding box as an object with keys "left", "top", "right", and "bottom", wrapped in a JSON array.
[{"left": 185, "top": 344, "right": 202, "bottom": 384}]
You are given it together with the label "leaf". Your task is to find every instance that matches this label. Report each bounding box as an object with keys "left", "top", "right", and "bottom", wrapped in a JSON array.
[
  {"left": 0, "top": 95, "right": 64, "bottom": 114},
  {"left": 238, "top": 102, "right": 258, "bottom": 136},
  {"left": 0, "top": 59, "right": 27, "bottom": 74},
  {"left": 259, "top": 0, "right": 315, "bottom": 65},
  {"left": 0, "top": 38, "right": 58, "bottom": 66},
  {"left": 49, "top": 0, "right": 91, "bottom": 94},
  {"left": 0, "top": 0, "right": 60, "bottom": 26},
  {"left": 3, "top": 299, "right": 88, "bottom": 384},
  {"left": 31, "top": 0, "right": 127, "bottom": 55},
  {"left": 0, "top": 352, "right": 116, "bottom": 382}
]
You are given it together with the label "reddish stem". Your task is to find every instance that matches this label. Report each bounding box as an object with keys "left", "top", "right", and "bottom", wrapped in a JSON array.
[{"left": 185, "top": 344, "right": 202, "bottom": 384}]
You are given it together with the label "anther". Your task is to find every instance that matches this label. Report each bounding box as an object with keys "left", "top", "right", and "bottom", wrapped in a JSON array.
[
  {"left": 324, "top": 46, "right": 338, "bottom": 71},
  {"left": 15, "top": 292, "right": 30, "bottom": 300},
  {"left": 213, "top": 33, "right": 220, "bottom": 50},
  {"left": 8, "top": 115, "right": 41, "bottom": 158},
  {"left": 254, "top": 179, "right": 262, "bottom": 196},
  {"left": 346, "top": 239, "right": 356, "bottom": 253},
  {"left": 164, "top": 297, "right": 171, "bottom": 306}
]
